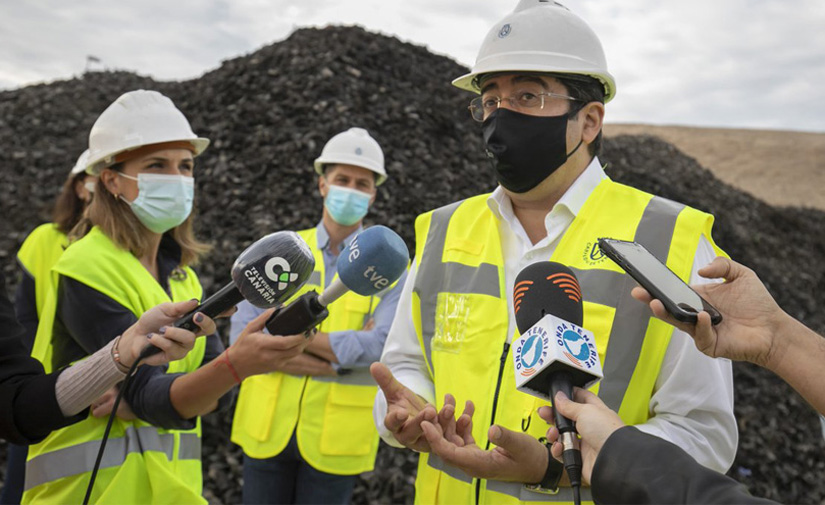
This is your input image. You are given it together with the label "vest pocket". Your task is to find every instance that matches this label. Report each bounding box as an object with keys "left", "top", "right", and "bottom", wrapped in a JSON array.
[
  {"left": 319, "top": 383, "right": 377, "bottom": 456},
  {"left": 238, "top": 374, "right": 283, "bottom": 442}
]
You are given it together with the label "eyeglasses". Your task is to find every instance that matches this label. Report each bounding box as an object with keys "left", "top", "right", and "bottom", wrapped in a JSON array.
[{"left": 468, "top": 91, "right": 582, "bottom": 122}]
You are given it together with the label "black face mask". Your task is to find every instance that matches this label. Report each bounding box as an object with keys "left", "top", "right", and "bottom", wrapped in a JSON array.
[{"left": 482, "top": 107, "right": 583, "bottom": 194}]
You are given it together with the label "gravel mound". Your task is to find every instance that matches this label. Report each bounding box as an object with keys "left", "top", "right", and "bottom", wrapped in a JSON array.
[{"left": 1, "top": 25, "right": 823, "bottom": 505}]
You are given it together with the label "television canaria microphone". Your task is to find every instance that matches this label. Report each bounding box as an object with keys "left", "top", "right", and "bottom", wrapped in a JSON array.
[
  {"left": 265, "top": 225, "right": 409, "bottom": 336},
  {"left": 512, "top": 262, "right": 603, "bottom": 504},
  {"left": 140, "top": 231, "right": 315, "bottom": 359}
]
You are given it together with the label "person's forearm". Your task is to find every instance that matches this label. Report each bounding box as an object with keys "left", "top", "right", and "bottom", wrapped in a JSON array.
[
  {"left": 305, "top": 332, "right": 339, "bottom": 363},
  {"left": 168, "top": 351, "right": 237, "bottom": 419},
  {"left": 55, "top": 339, "right": 127, "bottom": 416},
  {"left": 766, "top": 314, "right": 825, "bottom": 415}
]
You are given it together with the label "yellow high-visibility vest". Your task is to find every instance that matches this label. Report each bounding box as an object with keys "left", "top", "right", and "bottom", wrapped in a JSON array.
[
  {"left": 17, "top": 223, "right": 68, "bottom": 319},
  {"left": 23, "top": 226, "right": 207, "bottom": 505},
  {"left": 411, "top": 179, "right": 727, "bottom": 505},
  {"left": 231, "top": 227, "right": 388, "bottom": 475}
]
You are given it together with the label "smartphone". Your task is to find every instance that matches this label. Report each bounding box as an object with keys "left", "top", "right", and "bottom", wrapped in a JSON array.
[{"left": 597, "top": 238, "right": 722, "bottom": 325}]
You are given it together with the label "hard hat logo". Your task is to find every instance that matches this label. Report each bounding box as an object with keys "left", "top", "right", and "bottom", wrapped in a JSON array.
[
  {"left": 452, "top": 1, "right": 616, "bottom": 102},
  {"left": 355, "top": 147, "right": 363, "bottom": 155},
  {"left": 264, "top": 257, "right": 300, "bottom": 291}
]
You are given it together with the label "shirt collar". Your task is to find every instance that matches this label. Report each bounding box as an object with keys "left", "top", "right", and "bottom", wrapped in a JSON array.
[
  {"left": 317, "top": 220, "right": 363, "bottom": 254},
  {"left": 487, "top": 156, "right": 607, "bottom": 221}
]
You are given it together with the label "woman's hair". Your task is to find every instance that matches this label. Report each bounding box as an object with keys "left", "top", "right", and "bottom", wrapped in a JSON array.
[
  {"left": 70, "top": 163, "right": 210, "bottom": 266},
  {"left": 52, "top": 173, "right": 91, "bottom": 235}
]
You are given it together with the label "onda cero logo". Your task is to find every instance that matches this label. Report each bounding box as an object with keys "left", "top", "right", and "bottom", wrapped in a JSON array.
[
  {"left": 264, "top": 257, "right": 299, "bottom": 291},
  {"left": 515, "top": 326, "right": 549, "bottom": 377}
]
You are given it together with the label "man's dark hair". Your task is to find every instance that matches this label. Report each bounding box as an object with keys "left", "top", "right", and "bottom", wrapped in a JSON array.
[{"left": 556, "top": 75, "right": 606, "bottom": 157}]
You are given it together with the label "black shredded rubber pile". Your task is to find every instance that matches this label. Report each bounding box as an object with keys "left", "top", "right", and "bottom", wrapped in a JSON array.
[{"left": 0, "top": 25, "right": 823, "bottom": 505}]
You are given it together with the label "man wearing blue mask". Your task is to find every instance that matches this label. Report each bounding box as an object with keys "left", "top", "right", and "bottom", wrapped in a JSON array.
[{"left": 230, "top": 127, "right": 407, "bottom": 505}]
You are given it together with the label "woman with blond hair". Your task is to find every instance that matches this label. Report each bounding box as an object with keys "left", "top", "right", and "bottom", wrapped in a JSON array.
[{"left": 23, "top": 90, "right": 312, "bottom": 505}]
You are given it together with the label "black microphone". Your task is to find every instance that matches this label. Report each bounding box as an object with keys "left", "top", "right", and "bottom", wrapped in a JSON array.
[
  {"left": 265, "top": 225, "right": 409, "bottom": 336},
  {"left": 140, "top": 231, "right": 315, "bottom": 359},
  {"left": 512, "top": 262, "right": 603, "bottom": 503}
]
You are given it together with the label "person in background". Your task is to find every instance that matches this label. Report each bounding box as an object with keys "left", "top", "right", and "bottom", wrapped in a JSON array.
[
  {"left": 1, "top": 150, "right": 96, "bottom": 505},
  {"left": 22, "top": 90, "right": 313, "bottom": 505},
  {"left": 372, "top": 1, "right": 737, "bottom": 502},
  {"left": 230, "top": 127, "right": 407, "bottom": 505}
]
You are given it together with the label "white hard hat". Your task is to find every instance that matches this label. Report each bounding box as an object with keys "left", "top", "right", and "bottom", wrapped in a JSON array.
[
  {"left": 70, "top": 149, "right": 91, "bottom": 176},
  {"left": 313, "top": 127, "right": 387, "bottom": 186},
  {"left": 86, "top": 90, "right": 209, "bottom": 175},
  {"left": 452, "top": 0, "right": 616, "bottom": 103}
]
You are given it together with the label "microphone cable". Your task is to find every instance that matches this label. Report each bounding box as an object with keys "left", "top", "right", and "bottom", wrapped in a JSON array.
[{"left": 82, "top": 345, "right": 155, "bottom": 505}]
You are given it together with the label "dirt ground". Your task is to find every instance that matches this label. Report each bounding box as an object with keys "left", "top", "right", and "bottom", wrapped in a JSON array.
[{"left": 604, "top": 124, "right": 825, "bottom": 210}]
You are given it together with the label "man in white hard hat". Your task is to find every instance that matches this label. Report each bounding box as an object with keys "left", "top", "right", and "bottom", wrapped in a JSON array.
[
  {"left": 372, "top": 1, "right": 737, "bottom": 503},
  {"left": 229, "top": 127, "right": 407, "bottom": 505}
]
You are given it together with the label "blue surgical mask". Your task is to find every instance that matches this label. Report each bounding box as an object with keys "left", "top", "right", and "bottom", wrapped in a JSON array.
[
  {"left": 119, "top": 173, "right": 195, "bottom": 233},
  {"left": 324, "top": 185, "right": 371, "bottom": 226}
]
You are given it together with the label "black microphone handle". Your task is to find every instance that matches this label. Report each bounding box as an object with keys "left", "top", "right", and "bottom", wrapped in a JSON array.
[
  {"left": 550, "top": 371, "right": 576, "bottom": 434},
  {"left": 139, "top": 283, "right": 245, "bottom": 360},
  {"left": 265, "top": 291, "right": 329, "bottom": 336},
  {"left": 550, "top": 370, "right": 583, "bottom": 493}
]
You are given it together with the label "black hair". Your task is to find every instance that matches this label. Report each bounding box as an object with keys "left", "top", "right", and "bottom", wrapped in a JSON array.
[{"left": 555, "top": 74, "right": 606, "bottom": 157}]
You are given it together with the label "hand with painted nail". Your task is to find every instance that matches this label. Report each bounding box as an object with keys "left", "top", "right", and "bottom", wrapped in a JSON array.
[
  {"left": 228, "top": 308, "right": 315, "bottom": 380},
  {"left": 370, "top": 362, "right": 437, "bottom": 452},
  {"left": 420, "top": 397, "right": 548, "bottom": 482},
  {"left": 119, "top": 299, "right": 214, "bottom": 368},
  {"left": 539, "top": 389, "right": 625, "bottom": 485}
]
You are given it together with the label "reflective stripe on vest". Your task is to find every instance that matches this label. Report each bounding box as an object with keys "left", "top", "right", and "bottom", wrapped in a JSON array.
[
  {"left": 24, "top": 426, "right": 200, "bottom": 491},
  {"left": 415, "top": 184, "right": 692, "bottom": 503}
]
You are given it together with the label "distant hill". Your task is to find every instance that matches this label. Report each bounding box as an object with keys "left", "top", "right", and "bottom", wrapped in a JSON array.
[{"left": 605, "top": 124, "right": 825, "bottom": 210}]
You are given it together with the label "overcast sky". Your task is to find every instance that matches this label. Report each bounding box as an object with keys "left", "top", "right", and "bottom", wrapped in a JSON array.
[{"left": 1, "top": 0, "right": 824, "bottom": 132}]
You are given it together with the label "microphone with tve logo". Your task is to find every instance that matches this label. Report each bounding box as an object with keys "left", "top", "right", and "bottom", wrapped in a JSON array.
[
  {"left": 512, "top": 262, "right": 603, "bottom": 504},
  {"left": 140, "top": 231, "right": 315, "bottom": 360},
  {"left": 265, "top": 225, "right": 409, "bottom": 336}
]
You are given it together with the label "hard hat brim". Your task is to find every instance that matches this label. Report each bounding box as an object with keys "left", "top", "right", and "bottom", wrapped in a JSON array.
[
  {"left": 313, "top": 157, "right": 387, "bottom": 186},
  {"left": 86, "top": 137, "right": 210, "bottom": 175}
]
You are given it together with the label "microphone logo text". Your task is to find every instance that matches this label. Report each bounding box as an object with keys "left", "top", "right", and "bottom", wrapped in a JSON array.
[
  {"left": 515, "top": 326, "right": 549, "bottom": 377},
  {"left": 555, "top": 323, "right": 598, "bottom": 369}
]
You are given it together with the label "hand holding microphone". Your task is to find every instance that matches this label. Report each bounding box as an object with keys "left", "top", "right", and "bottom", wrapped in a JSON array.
[
  {"left": 139, "top": 231, "right": 315, "bottom": 360},
  {"left": 512, "top": 262, "right": 603, "bottom": 502},
  {"left": 265, "top": 225, "right": 409, "bottom": 337}
]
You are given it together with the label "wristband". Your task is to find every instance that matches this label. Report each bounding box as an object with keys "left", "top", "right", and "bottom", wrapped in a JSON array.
[
  {"left": 219, "top": 348, "right": 243, "bottom": 384},
  {"left": 524, "top": 441, "right": 563, "bottom": 495},
  {"left": 111, "top": 335, "right": 131, "bottom": 374}
]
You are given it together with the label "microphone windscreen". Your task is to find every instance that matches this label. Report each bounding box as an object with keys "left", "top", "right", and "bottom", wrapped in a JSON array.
[
  {"left": 337, "top": 226, "right": 409, "bottom": 296},
  {"left": 231, "top": 231, "right": 316, "bottom": 308},
  {"left": 514, "top": 261, "right": 583, "bottom": 333}
]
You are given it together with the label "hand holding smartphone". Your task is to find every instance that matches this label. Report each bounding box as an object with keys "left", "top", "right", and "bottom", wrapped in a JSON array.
[{"left": 597, "top": 238, "right": 722, "bottom": 325}]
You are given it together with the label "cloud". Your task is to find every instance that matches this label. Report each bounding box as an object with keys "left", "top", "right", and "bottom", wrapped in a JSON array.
[{"left": 0, "top": 0, "right": 823, "bottom": 131}]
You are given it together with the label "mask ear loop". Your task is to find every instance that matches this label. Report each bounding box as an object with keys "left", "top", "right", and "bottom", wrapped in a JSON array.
[{"left": 563, "top": 101, "right": 589, "bottom": 160}]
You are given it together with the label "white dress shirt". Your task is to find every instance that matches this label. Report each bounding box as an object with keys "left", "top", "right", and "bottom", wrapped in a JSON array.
[{"left": 374, "top": 157, "right": 737, "bottom": 473}]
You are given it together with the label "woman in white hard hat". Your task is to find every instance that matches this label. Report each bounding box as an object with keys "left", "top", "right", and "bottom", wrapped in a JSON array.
[
  {"left": 22, "top": 90, "right": 312, "bottom": 505},
  {"left": 1, "top": 151, "right": 96, "bottom": 505}
]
